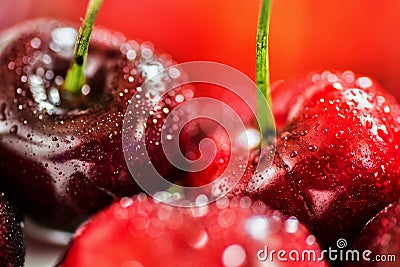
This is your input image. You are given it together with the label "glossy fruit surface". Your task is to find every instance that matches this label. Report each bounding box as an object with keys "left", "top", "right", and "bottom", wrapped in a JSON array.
[
  {"left": 58, "top": 194, "right": 329, "bottom": 267},
  {"left": 241, "top": 70, "right": 400, "bottom": 248}
]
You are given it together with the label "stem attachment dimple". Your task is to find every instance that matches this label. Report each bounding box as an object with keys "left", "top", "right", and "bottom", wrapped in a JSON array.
[{"left": 63, "top": 0, "right": 104, "bottom": 95}]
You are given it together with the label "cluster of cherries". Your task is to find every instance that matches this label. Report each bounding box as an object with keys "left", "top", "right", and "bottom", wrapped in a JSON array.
[{"left": 0, "top": 0, "right": 399, "bottom": 266}]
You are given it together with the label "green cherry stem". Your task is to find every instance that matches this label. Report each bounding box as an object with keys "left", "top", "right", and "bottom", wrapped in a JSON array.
[
  {"left": 63, "top": 0, "right": 104, "bottom": 95},
  {"left": 256, "top": 0, "right": 273, "bottom": 135}
]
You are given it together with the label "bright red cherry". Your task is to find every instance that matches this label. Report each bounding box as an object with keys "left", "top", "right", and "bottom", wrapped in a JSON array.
[
  {"left": 58, "top": 195, "right": 329, "bottom": 267},
  {"left": 240, "top": 70, "right": 400, "bottom": 249}
]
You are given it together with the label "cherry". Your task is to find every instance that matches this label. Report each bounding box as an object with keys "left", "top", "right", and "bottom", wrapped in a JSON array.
[
  {"left": 343, "top": 201, "right": 400, "bottom": 267},
  {"left": 240, "top": 70, "right": 400, "bottom": 250},
  {"left": 58, "top": 194, "right": 329, "bottom": 267},
  {"left": 0, "top": 192, "right": 24, "bottom": 267}
]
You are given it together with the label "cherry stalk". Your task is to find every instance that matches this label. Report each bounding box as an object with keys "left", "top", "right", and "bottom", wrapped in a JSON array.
[
  {"left": 256, "top": 0, "right": 274, "bottom": 135},
  {"left": 63, "top": 0, "right": 104, "bottom": 96}
]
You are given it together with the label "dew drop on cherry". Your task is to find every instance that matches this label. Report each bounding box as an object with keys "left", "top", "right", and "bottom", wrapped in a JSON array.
[
  {"left": 300, "top": 131, "right": 307, "bottom": 136},
  {"left": 335, "top": 130, "right": 345, "bottom": 139},
  {"left": 9, "top": 125, "right": 18, "bottom": 135},
  {"left": 308, "top": 145, "right": 318, "bottom": 152},
  {"left": 290, "top": 151, "right": 298, "bottom": 158}
]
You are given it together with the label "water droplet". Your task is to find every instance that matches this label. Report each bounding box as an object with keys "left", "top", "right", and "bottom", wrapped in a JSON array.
[
  {"left": 175, "top": 95, "right": 184, "bottom": 103},
  {"left": 306, "top": 235, "right": 316, "bottom": 246},
  {"left": 52, "top": 27, "right": 77, "bottom": 48},
  {"left": 195, "top": 194, "right": 208, "bottom": 206},
  {"left": 55, "top": 76, "right": 64, "bottom": 86},
  {"left": 30, "top": 37, "right": 41, "bottom": 49},
  {"left": 284, "top": 217, "right": 299, "bottom": 233},
  {"left": 245, "top": 216, "right": 269, "bottom": 240},
  {"left": 237, "top": 128, "right": 261, "bottom": 149},
  {"left": 42, "top": 54, "right": 52, "bottom": 65},
  {"left": 336, "top": 130, "right": 345, "bottom": 139},
  {"left": 126, "top": 49, "right": 137, "bottom": 61},
  {"left": 81, "top": 84, "right": 91, "bottom": 95},
  {"left": 9, "top": 125, "right": 18, "bottom": 135},
  {"left": 290, "top": 151, "right": 298, "bottom": 158},
  {"left": 356, "top": 77, "right": 373, "bottom": 88},
  {"left": 332, "top": 82, "right": 343, "bottom": 90},
  {"left": 383, "top": 106, "right": 391, "bottom": 113},
  {"left": 8, "top": 62, "right": 15, "bottom": 70},
  {"left": 327, "top": 73, "right": 338, "bottom": 83},
  {"left": 168, "top": 68, "right": 181, "bottom": 79},
  {"left": 308, "top": 145, "right": 318, "bottom": 152},
  {"left": 280, "top": 132, "right": 290, "bottom": 141},
  {"left": 120, "top": 197, "right": 133, "bottom": 208},
  {"left": 342, "top": 70, "right": 355, "bottom": 83}
]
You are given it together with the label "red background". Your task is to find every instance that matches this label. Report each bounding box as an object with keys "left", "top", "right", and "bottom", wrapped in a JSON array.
[{"left": 2, "top": 0, "right": 400, "bottom": 98}]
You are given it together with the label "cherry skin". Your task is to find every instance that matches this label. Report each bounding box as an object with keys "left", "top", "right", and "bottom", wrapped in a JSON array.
[
  {"left": 0, "top": 192, "right": 24, "bottom": 267},
  {"left": 0, "top": 19, "right": 204, "bottom": 231},
  {"left": 174, "top": 96, "right": 259, "bottom": 188},
  {"left": 239, "top": 70, "right": 400, "bottom": 249},
  {"left": 344, "top": 201, "right": 400, "bottom": 267},
  {"left": 175, "top": 119, "right": 232, "bottom": 187},
  {"left": 58, "top": 194, "right": 329, "bottom": 267}
]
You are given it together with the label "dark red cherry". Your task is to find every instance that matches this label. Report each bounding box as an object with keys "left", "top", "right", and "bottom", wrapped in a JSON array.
[
  {"left": 58, "top": 195, "right": 329, "bottom": 267},
  {"left": 344, "top": 201, "right": 400, "bottom": 267},
  {"left": 241, "top": 70, "right": 400, "bottom": 249},
  {"left": 0, "top": 19, "right": 200, "bottom": 231},
  {"left": 0, "top": 192, "right": 24, "bottom": 267}
]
